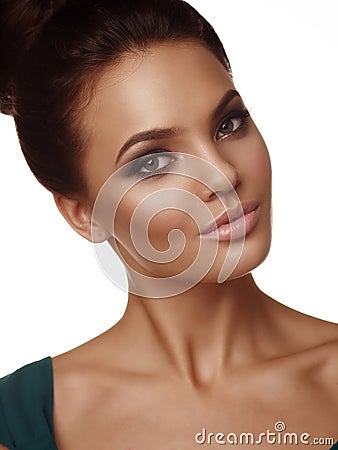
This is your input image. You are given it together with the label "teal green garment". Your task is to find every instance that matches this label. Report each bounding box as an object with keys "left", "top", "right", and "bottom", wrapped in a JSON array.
[
  {"left": 0, "top": 356, "right": 57, "bottom": 449},
  {"left": 0, "top": 357, "right": 337, "bottom": 450}
]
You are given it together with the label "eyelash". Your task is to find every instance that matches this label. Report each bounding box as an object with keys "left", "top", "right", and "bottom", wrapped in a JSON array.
[
  {"left": 127, "top": 108, "right": 251, "bottom": 180},
  {"left": 126, "top": 150, "right": 176, "bottom": 181},
  {"left": 215, "top": 108, "right": 251, "bottom": 141}
]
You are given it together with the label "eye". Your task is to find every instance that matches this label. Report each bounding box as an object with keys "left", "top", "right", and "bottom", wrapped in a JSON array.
[
  {"left": 126, "top": 150, "right": 177, "bottom": 179},
  {"left": 216, "top": 109, "right": 251, "bottom": 141},
  {"left": 139, "top": 153, "right": 172, "bottom": 173},
  {"left": 138, "top": 152, "right": 170, "bottom": 174}
]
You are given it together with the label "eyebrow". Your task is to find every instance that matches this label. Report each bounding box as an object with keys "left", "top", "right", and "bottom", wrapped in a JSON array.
[{"left": 115, "top": 88, "right": 240, "bottom": 164}]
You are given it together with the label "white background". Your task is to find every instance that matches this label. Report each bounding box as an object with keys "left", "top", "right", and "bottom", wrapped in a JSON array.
[{"left": 0, "top": 0, "right": 337, "bottom": 377}]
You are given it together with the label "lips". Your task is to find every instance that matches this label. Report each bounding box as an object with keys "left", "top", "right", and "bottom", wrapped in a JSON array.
[{"left": 201, "top": 200, "right": 260, "bottom": 235}]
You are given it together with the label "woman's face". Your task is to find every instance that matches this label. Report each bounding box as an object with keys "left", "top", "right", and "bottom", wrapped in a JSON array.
[{"left": 81, "top": 41, "right": 272, "bottom": 284}]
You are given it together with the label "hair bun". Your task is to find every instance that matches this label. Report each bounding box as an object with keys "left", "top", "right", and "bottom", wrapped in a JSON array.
[{"left": 0, "top": 0, "right": 66, "bottom": 116}]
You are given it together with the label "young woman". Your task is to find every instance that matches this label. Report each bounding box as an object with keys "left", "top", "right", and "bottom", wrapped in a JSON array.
[{"left": 0, "top": 1, "right": 337, "bottom": 449}]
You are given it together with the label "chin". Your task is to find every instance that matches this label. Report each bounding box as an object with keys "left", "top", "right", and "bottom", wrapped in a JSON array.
[{"left": 200, "top": 225, "right": 272, "bottom": 284}]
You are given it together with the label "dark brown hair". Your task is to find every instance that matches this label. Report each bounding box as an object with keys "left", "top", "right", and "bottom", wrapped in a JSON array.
[{"left": 0, "top": 0, "right": 232, "bottom": 198}]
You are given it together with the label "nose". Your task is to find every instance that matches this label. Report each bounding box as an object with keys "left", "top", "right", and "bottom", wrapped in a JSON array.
[{"left": 191, "top": 146, "right": 241, "bottom": 203}]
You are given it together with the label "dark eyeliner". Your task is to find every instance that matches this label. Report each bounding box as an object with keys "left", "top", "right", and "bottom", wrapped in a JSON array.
[
  {"left": 125, "top": 149, "right": 174, "bottom": 179},
  {"left": 125, "top": 108, "right": 251, "bottom": 179},
  {"left": 215, "top": 108, "right": 251, "bottom": 141}
]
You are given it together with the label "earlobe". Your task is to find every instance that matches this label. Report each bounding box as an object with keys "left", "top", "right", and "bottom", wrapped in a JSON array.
[{"left": 52, "top": 193, "right": 110, "bottom": 243}]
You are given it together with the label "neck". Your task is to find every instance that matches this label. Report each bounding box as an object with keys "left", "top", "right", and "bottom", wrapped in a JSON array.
[{"left": 117, "top": 273, "right": 274, "bottom": 388}]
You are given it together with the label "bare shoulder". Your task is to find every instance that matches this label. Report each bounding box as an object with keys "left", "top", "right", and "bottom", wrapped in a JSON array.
[
  {"left": 304, "top": 326, "right": 338, "bottom": 391},
  {"left": 297, "top": 313, "right": 338, "bottom": 365},
  {"left": 295, "top": 325, "right": 338, "bottom": 427},
  {"left": 51, "top": 342, "right": 116, "bottom": 422},
  {"left": 285, "top": 309, "right": 338, "bottom": 398},
  {"left": 266, "top": 295, "right": 338, "bottom": 393},
  {"left": 268, "top": 294, "right": 338, "bottom": 353},
  {"left": 51, "top": 343, "right": 116, "bottom": 448}
]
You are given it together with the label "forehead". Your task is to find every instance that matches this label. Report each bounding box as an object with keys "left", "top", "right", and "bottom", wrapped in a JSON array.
[{"left": 84, "top": 41, "right": 234, "bottom": 137}]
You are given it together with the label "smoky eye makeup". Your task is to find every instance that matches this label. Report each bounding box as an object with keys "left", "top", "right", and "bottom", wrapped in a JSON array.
[
  {"left": 215, "top": 107, "right": 251, "bottom": 141},
  {"left": 122, "top": 106, "right": 251, "bottom": 181},
  {"left": 123, "top": 150, "right": 178, "bottom": 181}
]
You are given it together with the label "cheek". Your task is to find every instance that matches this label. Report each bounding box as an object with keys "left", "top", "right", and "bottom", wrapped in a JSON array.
[
  {"left": 112, "top": 189, "right": 199, "bottom": 250},
  {"left": 253, "top": 144, "right": 271, "bottom": 185},
  {"left": 238, "top": 129, "right": 272, "bottom": 188},
  {"left": 148, "top": 209, "right": 198, "bottom": 250}
]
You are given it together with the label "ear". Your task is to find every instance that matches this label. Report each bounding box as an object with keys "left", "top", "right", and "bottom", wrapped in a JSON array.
[{"left": 52, "top": 192, "right": 110, "bottom": 243}]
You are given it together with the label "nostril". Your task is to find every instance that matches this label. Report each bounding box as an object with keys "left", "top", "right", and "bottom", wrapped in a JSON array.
[{"left": 234, "top": 175, "right": 241, "bottom": 190}]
